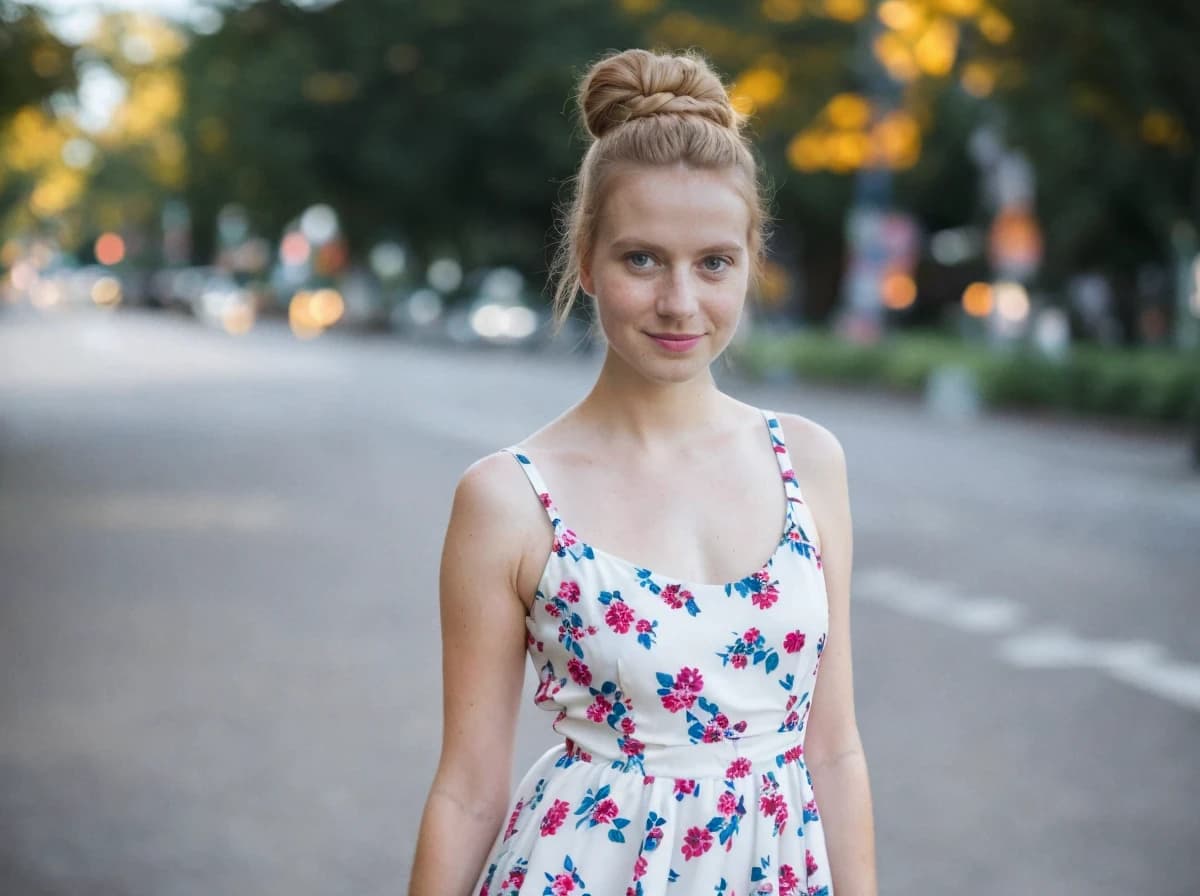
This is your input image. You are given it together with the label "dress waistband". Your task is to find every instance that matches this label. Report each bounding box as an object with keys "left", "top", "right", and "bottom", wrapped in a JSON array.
[{"left": 560, "top": 728, "right": 807, "bottom": 780}]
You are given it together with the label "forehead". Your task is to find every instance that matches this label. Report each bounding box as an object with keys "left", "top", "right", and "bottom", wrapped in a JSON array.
[{"left": 595, "top": 164, "right": 750, "bottom": 249}]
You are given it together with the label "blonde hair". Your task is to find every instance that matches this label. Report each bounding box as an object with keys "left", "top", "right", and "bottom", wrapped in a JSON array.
[{"left": 549, "top": 48, "right": 771, "bottom": 332}]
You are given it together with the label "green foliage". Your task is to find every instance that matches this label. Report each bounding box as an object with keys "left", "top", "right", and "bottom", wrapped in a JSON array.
[
  {"left": 178, "top": 0, "right": 640, "bottom": 265},
  {"left": 734, "top": 328, "right": 1200, "bottom": 424},
  {"left": 0, "top": 1, "right": 76, "bottom": 124}
]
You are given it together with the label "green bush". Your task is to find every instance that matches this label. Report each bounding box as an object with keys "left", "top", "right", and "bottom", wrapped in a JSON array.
[{"left": 733, "top": 329, "right": 1200, "bottom": 425}]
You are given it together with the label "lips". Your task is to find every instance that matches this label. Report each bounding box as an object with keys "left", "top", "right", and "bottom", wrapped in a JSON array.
[{"left": 647, "top": 332, "right": 704, "bottom": 353}]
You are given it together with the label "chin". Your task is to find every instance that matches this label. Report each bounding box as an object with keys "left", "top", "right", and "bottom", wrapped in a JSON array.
[{"left": 606, "top": 343, "right": 717, "bottom": 384}]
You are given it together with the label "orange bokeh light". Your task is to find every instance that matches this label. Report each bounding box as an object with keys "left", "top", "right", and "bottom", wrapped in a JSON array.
[
  {"left": 95, "top": 233, "right": 126, "bottom": 266},
  {"left": 962, "top": 281, "right": 993, "bottom": 317},
  {"left": 881, "top": 271, "right": 917, "bottom": 309}
]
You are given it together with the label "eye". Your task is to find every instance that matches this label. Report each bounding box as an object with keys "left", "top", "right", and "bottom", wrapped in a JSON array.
[
  {"left": 625, "top": 252, "right": 654, "bottom": 270},
  {"left": 702, "top": 256, "right": 732, "bottom": 273}
]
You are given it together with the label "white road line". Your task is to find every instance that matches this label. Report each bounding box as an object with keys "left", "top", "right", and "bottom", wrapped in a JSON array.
[{"left": 857, "top": 566, "right": 1200, "bottom": 714}]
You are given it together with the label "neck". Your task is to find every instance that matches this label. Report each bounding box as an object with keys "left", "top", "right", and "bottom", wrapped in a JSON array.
[{"left": 575, "top": 346, "right": 734, "bottom": 450}]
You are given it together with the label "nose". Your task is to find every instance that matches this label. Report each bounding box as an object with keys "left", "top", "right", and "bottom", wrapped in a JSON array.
[{"left": 655, "top": 265, "right": 701, "bottom": 319}]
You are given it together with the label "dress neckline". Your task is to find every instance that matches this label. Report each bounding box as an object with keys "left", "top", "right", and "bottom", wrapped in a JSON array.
[{"left": 508, "top": 407, "right": 800, "bottom": 593}]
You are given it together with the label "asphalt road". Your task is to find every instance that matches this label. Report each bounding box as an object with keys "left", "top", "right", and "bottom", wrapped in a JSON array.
[{"left": 2, "top": 307, "right": 1198, "bottom": 896}]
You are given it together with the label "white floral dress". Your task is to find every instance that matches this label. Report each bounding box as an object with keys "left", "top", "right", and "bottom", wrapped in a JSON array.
[{"left": 474, "top": 408, "right": 833, "bottom": 896}]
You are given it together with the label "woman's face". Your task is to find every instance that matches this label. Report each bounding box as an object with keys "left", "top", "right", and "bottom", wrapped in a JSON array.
[{"left": 580, "top": 163, "right": 752, "bottom": 385}]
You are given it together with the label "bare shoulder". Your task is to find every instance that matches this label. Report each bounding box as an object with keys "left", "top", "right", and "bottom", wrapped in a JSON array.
[
  {"left": 451, "top": 449, "right": 545, "bottom": 542},
  {"left": 446, "top": 449, "right": 552, "bottom": 605},
  {"left": 774, "top": 412, "right": 848, "bottom": 482}
]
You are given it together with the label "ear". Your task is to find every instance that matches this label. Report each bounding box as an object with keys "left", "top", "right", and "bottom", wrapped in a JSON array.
[{"left": 579, "top": 255, "right": 595, "bottom": 298}]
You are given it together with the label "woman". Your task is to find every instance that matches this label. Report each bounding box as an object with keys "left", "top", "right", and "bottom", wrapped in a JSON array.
[{"left": 409, "top": 48, "right": 877, "bottom": 896}]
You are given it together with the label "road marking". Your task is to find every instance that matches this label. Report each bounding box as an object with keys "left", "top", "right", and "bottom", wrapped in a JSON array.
[{"left": 856, "top": 566, "right": 1200, "bottom": 714}]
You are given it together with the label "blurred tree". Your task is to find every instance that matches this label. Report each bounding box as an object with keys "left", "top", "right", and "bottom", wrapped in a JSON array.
[
  {"left": 170, "top": 0, "right": 1198, "bottom": 337},
  {"left": 0, "top": 1, "right": 78, "bottom": 238},
  {"left": 984, "top": 0, "right": 1199, "bottom": 296},
  {"left": 627, "top": 0, "right": 1200, "bottom": 334},
  {"left": 71, "top": 13, "right": 190, "bottom": 260},
  {"left": 178, "top": 0, "right": 640, "bottom": 270},
  {"left": 0, "top": 1, "right": 75, "bottom": 122}
]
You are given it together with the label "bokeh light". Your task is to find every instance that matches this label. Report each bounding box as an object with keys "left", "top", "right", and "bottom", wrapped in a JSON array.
[
  {"left": 962, "top": 282, "right": 993, "bottom": 317},
  {"left": 95, "top": 233, "right": 126, "bottom": 266}
]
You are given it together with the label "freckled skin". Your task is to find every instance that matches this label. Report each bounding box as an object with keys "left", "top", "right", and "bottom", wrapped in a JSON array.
[{"left": 580, "top": 164, "right": 752, "bottom": 386}]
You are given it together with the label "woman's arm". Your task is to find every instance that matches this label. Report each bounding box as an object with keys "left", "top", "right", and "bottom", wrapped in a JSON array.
[
  {"left": 408, "top": 454, "right": 537, "bottom": 896},
  {"left": 785, "top": 415, "right": 878, "bottom": 896}
]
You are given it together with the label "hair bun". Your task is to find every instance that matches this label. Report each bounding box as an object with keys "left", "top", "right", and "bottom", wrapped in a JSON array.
[{"left": 579, "top": 48, "right": 740, "bottom": 140}]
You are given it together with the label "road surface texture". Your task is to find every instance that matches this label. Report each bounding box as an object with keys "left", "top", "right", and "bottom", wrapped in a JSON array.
[{"left": 2, "top": 307, "right": 1198, "bottom": 895}]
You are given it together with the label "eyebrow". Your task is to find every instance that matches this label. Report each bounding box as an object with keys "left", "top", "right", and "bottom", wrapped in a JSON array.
[{"left": 609, "top": 238, "right": 744, "bottom": 256}]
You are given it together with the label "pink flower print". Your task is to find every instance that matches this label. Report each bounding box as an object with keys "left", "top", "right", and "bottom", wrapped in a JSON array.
[
  {"left": 779, "top": 864, "right": 799, "bottom": 896},
  {"left": 805, "top": 848, "right": 819, "bottom": 876},
  {"left": 646, "top": 825, "right": 663, "bottom": 847},
  {"left": 781, "top": 467, "right": 797, "bottom": 483},
  {"left": 621, "top": 735, "right": 644, "bottom": 756},
  {"left": 551, "top": 872, "right": 575, "bottom": 895},
  {"left": 674, "top": 778, "right": 696, "bottom": 797},
  {"left": 543, "top": 602, "right": 562, "bottom": 619},
  {"left": 633, "top": 854, "right": 648, "bottom": 880},
  {"left": 717, "top": 791, "right": 739, "bottom": 817},
  {"left": 586, "top": 694, "right": 613, "bottom": 722},
  {"left": 591, "top": 798, "right": 619, "bottom": 825},
  {"left": 563, "top": 737, "right": 591, "bottom": 762},
  {"left": 659, "top": 666, "right": 704, "bottom": 713},
  {"left": 760, "top": 792, "right": 785, "bottom": 818},
  {"left": 660, "top": 583, "right": 686, "bottom": 609},
  {"left": 784, "top": 630, "right": 807, "bottom": 653},
  {"left": 681, "top": 825, "right": 713, "bottom": 860},
  {"left": 752, "top": 585, "right": 780, "bottom": 610},
  {"left": 676, "top": 666, "right": 703, "bottom": 692},
  {"left": 754, "top": 568, "right": 771, "bottom": 583},
  {"left": 620, "top": 716, "right": 636, "bottom": 735},
  {"left": 567, "top": 658, "right": 592, "bottom": 686},
  {"left": 661, "top": 693, "right": 688, "bottom": 713},
  {"left": 540, "top": 799, "right": 570, "bottom": 837},
  {"left": 552, "top": 528, "right": 578, "bottom": 555},
  {"left": 726, "top": 757, "right": 752, "bottom": 778},
  {"left": 557, "top": 580, "right": 581, "bottom": 602},
  {"left": 714, "top": 712, "right": 729, "bottom": 728},
  {"left": 774, "top": 443, "right": 786, "bottom": 455},
  {"left": 702, "top": 724, "right": 724, "bottom": 743},
  {"left": 636, "top": 618, "right": 653, "bottom": 633},
  {"left": 731, "top": 654, "right": 748, "bottom": 669},
  {"left": 782, "top": 744, "right": 804, "bottom": 765},
  {"left": 503, "top": 798, "right": 523, "bottom": 840},
  {"left": 605, "top": 601, "right": 635, "bottom": 633},
  {"left": 539, "top": 492, "right": 553, "bottom": 508},
  {"left": 534, "top": 664, "right": 562, "bottom": 706},
  {"left": 742, "top": 627, "right": 760, "bottom": 644},
  {"left": 502, "top": 868, "right": 527, "bottom": 891}
]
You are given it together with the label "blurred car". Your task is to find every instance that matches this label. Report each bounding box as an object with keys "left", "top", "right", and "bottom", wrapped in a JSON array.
[
  {"left": 192, "top": 274, "right": 258, "bottom": 334},
  {"left": 442, "top": 267, "right": 552, "bottom": 350}
]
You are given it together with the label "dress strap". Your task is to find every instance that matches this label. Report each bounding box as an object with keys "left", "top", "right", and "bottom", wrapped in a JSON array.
[
  {"left": 502, "top": 446, "right": 562, "bottom": 530},
  {"left": 760, "top": 408, "right": 804, "bottom": 505}
]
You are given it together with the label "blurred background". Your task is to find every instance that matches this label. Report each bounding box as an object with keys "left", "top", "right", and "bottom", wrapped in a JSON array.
[{"left": 1, "top": 1, "right": 1198, "bottom": 894}]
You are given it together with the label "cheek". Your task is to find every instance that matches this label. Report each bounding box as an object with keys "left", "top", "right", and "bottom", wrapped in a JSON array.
[
  {"left": 713, "top": 280, "right": 749, "bottom": 323},
  {"left": 593, "top": 274, "right": 651, "bottom": 323}
]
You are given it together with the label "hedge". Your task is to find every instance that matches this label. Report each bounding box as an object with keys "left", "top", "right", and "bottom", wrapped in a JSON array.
[{"left": 731, "top": 329, "right": 1200, "bottom": 425}]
